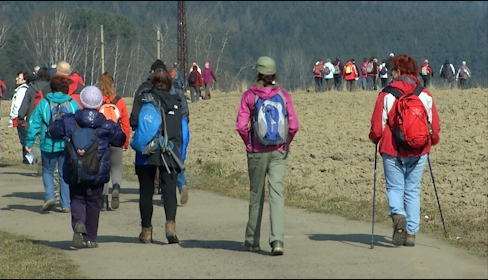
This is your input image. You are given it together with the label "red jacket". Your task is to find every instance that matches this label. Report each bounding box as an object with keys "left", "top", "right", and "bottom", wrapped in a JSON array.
[
  {"left": 313, "top": 61, "right": 324, "bottom": 78},
  {"left": 189, "top": 70, "right": 203, "bottom": 87},
  {"left": 419, "top": 62, "right": 434, "bottom": 77},
  {"left": 343, "top": 62, "right": 358, "bottom": 81},
  {"left": 369, "top": 75, "right": 440, "bottom": 157},
  {"left": 33, "top": 77, "right": 84, "bottom": 109}
]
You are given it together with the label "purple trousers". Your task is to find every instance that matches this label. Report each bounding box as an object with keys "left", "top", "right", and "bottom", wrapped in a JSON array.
[{"left": 70, "top": 184, "right": 103, "bottom": 242}]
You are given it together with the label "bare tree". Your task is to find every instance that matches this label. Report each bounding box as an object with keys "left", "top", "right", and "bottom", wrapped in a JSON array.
[
  {"left": 0, "top": 21, "right": 11, "bottom": 51},
  {"left": 23, "top": 10, "right": 83, "bottom": 69}
]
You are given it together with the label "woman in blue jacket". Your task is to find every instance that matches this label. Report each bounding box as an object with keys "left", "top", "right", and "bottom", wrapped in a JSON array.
[
  {"left": 26, "top": 75, "right": 81, "bottom": 213},
  {"left": 48, "top": 85, "right": 126, "bottom": 248}
]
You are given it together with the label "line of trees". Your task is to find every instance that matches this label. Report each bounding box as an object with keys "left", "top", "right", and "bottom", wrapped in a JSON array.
[{"left": 0, "top": 1, "right": 486, "bottom": 97}]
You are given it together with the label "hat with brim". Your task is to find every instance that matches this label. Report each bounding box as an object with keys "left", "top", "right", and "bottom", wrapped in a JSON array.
[{"left": 253, "top": 56, "right": 276, "bottom": 75}]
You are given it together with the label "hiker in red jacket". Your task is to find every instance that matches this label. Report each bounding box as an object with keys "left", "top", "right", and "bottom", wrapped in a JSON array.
[
  {"left": 418, "top": 59, "right": 434, "bottom": 88},
  {"left": 369, "top": 54, "right": 441, "bottom": 247},
  {"left": 32, "top": 61, "right": 85, "bottom": 109}
]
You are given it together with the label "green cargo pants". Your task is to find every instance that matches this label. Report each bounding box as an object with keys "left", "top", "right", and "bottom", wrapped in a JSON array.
[{"left": 245, "top": 150, "right": 289, "bottom": 248}]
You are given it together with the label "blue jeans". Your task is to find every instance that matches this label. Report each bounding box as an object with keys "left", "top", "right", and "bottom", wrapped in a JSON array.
[
  {"left": 382, "top": 154, "right": 427, "bottom": 235},
  {"left": 41, "top": 151, "right": 70, "bottom": 208},
  {"left": 361, "top": 77, "right": 367, "bottom": 90},
  {"left": 161, "top": 170, "right": 186, "bottom": 204}
]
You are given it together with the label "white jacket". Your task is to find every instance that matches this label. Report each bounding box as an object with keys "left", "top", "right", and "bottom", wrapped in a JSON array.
[{"left": 10, "top": 84, "right": 29, "bottom": 120}]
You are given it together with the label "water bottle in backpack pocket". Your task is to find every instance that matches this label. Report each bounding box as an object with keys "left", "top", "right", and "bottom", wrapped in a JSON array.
[{"left": 66, "top": 127, "right": 102, "bottom": 185}]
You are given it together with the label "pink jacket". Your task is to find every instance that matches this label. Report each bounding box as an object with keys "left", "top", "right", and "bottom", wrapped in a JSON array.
[{"left": 236, "top": 85, "right": 299, "bottom": 153}]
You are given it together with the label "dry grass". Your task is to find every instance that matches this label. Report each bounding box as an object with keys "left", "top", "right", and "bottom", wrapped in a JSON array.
[{"left": 0, "top": 231, "right": 86, "bottom": 279}]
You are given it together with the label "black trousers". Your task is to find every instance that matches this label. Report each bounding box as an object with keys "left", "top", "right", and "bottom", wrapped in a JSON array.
[{"left": 135, "top": 165, "right": 178, "bottom": 228}]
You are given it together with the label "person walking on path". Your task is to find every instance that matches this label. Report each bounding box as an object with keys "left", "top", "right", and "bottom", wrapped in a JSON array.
[
  {"left": 25, "top": 75, "right": 81, "bottom": 213},
  {"left": 333, "top": 57, "right": 343, "bottom": 91},
  {"left": 418, "top": 59, "right": 434, "bottom": 88},
  {"left": 130, "top": 68, "right": 184, "bottom": 244},
  {"left": 323, "top": 58, "right": 335, "bottom": 91},
  {"left": 9, "top": 71, "right": 31, "bottom": 164},
  {"left": 188, "top": 65, "right": 203, "bottom": 103},
  {"left": 202, "top": 61, "right": 217, "bottom": 100},
  {"left": 368, "top": 54, "right": 441, "bottom": 247},
  {"left": 48, "top": 85, "right": 126, "bottom": 248},
  {"left": 455, "top": 61, "right": 471, "bottom": 90},
  {"left": 312, "top": 59, "right": 324, "bottom": 92},
  {"left": 98, "top": 72, "right": 130, "bottom": 211},
  {"left": 439, "top": 59, "right": 455, "bottom": 89},
  {"left": 235, "top": 56, "right": 299, "bottom": 255}
]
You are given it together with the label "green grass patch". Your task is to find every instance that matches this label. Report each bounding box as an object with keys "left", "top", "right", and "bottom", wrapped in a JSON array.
[{"left": 0, "top": 231, "right": 86, "bottom": 279}]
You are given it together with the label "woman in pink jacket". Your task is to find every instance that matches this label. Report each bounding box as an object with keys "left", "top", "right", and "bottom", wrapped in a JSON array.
[
  {"left": 201, "top": 61, "right": 217, "bottom": 100},
  {"left": 235, "top": 56, "right": 299, "bottom": 256}
]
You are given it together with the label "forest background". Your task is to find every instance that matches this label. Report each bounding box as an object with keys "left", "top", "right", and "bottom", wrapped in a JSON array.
[{"left": 0, "top": 1, "right": 486, "bottom": 96}]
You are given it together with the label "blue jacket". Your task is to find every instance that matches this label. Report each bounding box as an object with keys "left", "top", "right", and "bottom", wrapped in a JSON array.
[
  {"left": 26, "top": 92, "right": 80, "bottom": 152},
  {"left": 48, "top": 109, "right": 126, "bottom": 186}
]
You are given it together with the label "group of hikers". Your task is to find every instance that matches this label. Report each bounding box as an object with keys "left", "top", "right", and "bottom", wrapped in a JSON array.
[
  {"left": 4, "top": 53, "right": 441, "bottom": 255},
  {"left": 312, "top": 53, "right": 472, "bottom": 92}
]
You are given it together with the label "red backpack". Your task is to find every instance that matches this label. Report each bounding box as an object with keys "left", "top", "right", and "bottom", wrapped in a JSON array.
[{"left": 385, "top": 85, "right": 431, "bottom": 151}]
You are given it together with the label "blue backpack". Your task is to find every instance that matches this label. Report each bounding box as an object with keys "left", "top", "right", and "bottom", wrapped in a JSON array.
[
  {"left": 47, "top": 100, "right": 71, "bottom": 137},
  {"left": 252, "top": 90, "right": 289, "bottom": 147},
  {"left": 65, "top": 126, "right": 102, "bottom": 185},
  {"left": 130, "top": 93, "right": 185, "bottom": 173}
]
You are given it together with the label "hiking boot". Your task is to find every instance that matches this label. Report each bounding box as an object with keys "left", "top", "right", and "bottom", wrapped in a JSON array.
[
  {"left": 85, "top": 241, "right": 98, "bottom": 248},
  {"left": 165, "top": 221, "right": 179, "bottom": 244},
  {"left": 111, "top": 183, "right": 120, "bottom": 210},
  {"left": 244, "top": 242, "right": 260, "bottom": 252},
  {"left": 405, "top": 234, "right": 416, "bottom": 247},
  {"left": 180, "top": 186, "right": 189, "bottom": 205},
  {"left": 139, "top": 226, "right": 153, "bottom": 243},
  {"left": 72, "top": 221, "right": 86, "bottom": 248},
  {"left": 41, "top": 198, "right": 56, "bottom": 212},
  {"left": 101, "top": 195, "right": 109, "bottom": 211},
  {"left": 392, "top": 214, "right": 407, "bottom": 246},
  {"left": 271, "top": 241, "right": 284, "bottom": 256}
]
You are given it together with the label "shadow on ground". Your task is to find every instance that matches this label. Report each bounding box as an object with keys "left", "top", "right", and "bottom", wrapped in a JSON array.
[{"left": 307, "top": 233, "right": 394, "bottom": 248}]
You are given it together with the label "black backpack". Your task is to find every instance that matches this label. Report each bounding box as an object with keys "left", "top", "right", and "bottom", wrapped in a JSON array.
[
  {"left": 442, "top": 63, "right": 452, "bottom": 78},
  {"left": 188, "top": 71, "right": 197, "bottom": 85}
]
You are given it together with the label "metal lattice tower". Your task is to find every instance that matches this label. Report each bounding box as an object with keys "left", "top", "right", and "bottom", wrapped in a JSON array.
[{"left": 177, "top": 1, "right": 188, "bottom": 82}]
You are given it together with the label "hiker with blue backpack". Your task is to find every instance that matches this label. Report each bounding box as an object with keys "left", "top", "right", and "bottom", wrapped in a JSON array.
[
  {"left": 130, "top": 68, "right": 184, "bottom": 244},
  {"left": 235, "top": 56, "right": 299, "bottom": 256},
  {"left": 25, "top": 75, "right": 81, "bottom": 213},
  {"left": 48, "top": 85, "right": 126, "bottom": 248}
]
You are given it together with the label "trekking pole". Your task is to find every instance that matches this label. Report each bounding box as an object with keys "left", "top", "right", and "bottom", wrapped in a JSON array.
[
  {"left": 427, "top": 155, "right": 448, "bottom": 238},
  {"left": 370, "top": 143, "right": 378, "bottom": 249}
]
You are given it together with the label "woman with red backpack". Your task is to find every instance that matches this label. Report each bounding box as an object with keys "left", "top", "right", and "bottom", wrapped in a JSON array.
[{"left": 368, "top": 54, "right": 441, "bottom": 247}]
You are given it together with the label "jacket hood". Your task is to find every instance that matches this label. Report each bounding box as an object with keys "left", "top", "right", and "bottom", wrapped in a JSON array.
[
  {"left": 390, "top": 75, "right": 422, "bottom": 93},
  {"left": 45, "top": 92, "right": 75, "bottom": 103},
  {"left": 74, "top": 109, "right": 109, "bottom": 128},
  {"left": 249, "top": 83, "right": 281, "bottom": 100},
  {"left": 150, "top": 88, "right": 181, "bottom": 112}
]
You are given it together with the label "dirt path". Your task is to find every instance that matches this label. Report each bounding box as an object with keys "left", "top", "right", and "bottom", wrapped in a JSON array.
[{"left": 1, "top": 166, "right": 486, "bottom": 279}]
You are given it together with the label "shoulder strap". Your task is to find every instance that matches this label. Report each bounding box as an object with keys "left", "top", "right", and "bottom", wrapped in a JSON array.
[
  {"left": 383, "top": 85, "right": 423, "bottom": 99},
  {"left": 111, "top": 95, "right": 121, "bottom": 105}
]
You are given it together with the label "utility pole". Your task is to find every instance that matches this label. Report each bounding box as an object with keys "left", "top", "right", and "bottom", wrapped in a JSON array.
[
  {"left": 100, "top": 25, "right": 105, "bottom": 73},
  {"left": 157, "top": 28, "right": 161, "bottom": 59},
  {"left": 177, "top": 1, "right": 188, "bottom": 82}
]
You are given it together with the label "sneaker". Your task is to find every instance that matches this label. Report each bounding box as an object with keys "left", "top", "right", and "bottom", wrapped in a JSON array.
[
  {"left": 271, "top": 241, "right": 284, "bottom": 256},
  {"left": 244, "top": 242, "right": 260, "bottom": 252},
  {"left": 41, "top": 198, "right": 56, "bottom": 212},
  {"left": 72, "top": 222, "right": 86, "bottom": 248},
  {"left": 60, "top": 208, "right": 70, "bottom": 213},
  {"left": 111, "top": 184, "right": 120, "bottom": 210},
  {"left": 180, "top": 186, "right": 189, "bottom": 205},
  {"left": 392, "top": 214, "right": 407, "bottom": 246}
]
